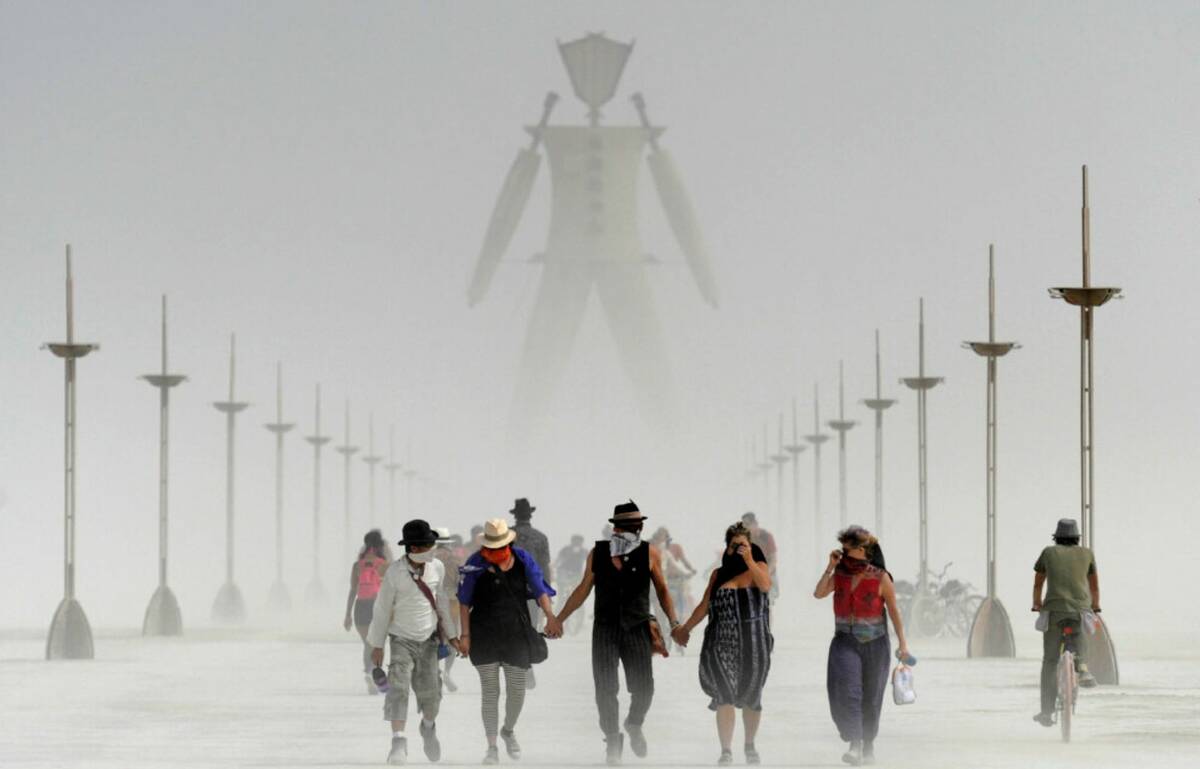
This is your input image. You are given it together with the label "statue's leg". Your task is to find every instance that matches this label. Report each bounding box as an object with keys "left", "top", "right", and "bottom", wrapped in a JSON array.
[
  {"left": 592, "top": 266, "right": 677, "bottom": 430},
  {"left": 509, "top": 262, "right": 595, "bottom": 438}
]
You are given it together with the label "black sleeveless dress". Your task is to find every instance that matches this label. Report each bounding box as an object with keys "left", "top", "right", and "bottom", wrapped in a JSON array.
[{"left": 467, "top": 558, "right": 533, "bottom": 669}]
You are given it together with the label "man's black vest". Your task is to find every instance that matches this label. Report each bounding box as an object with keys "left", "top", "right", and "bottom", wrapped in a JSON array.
[{"left": 592, "top": 540, "right": 652, "bottom": 629}]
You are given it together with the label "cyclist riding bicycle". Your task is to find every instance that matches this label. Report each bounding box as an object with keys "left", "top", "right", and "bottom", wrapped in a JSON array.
[
  {"left": 553, "top": 534, "right": 588, "bottom": 601},
  {"left": 1031, "top": 518, "right": 1101, "bottom": 727}
]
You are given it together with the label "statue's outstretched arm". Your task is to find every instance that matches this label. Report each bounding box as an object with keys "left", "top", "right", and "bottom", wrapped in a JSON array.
[
  {"left": 466, "top": 92, "right": 559, "bottom": 307},
  {"left": 631, "top": 92, "right": 719, "bottom": 309}
]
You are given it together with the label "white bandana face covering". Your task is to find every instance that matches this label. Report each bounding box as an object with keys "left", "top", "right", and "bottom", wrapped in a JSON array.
[
  {"left": 610, "top": 531, "right": 641, "bottom": 557},
  {"left": 407, "top": 550, "right": 435, "bottom": 564}
]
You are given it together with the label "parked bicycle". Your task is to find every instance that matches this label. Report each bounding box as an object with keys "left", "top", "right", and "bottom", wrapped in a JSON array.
[{"left": 896, "top": 563, "right": 984, "bottom": 637}]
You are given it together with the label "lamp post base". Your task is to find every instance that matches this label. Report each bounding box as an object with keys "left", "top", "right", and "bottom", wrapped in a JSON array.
[
  {"left": 46, "top": 597, "right": 94, "bottom": 660},
  {"left": 211, "top": 582, "right": 247, "bottom": 624},
  {"left": 966, "top": 596, "right": 1015, "bottom": 658},
  {"left": 142, "top": 585, "right": 183, "bottom": 636},
  {"left": 1087, "top": 615, "right": 1120, "bottom": 685},
  {"left": 265, "top": 581, "right": 292, "bottom": 613}
]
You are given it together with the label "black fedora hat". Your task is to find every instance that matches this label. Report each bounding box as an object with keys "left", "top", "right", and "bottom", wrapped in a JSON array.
[
  {"left": 609, "top": 499, "right": 648, "bottom": 524},
  {"left": 398, "top": 519, "right": 438, "bottom": 547},
  {"left": 1053, "top": 519, "right": 1080, "bottom": 540},
  {"left": 510, "top": 498, "right": 536, "bottom": 518}
]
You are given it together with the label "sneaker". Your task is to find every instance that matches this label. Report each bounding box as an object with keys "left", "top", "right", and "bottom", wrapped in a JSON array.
[
  {"left": 387, "top": 736, "right": 408, "bottom": 765},
  {"left": 1078, "top": 670, "right": 1098, "bottom": 688},
  {"left": 862, "top": 740, "right": 875, "bottom": 765},
  {"left": 841, "top": 740, "right": 863, "bottom": 766},
  {"left": 605, "top": 733, "right": 624, "bottom": 766},
  {"left": 419, "top": 720, "right": 441, "bottom": 762},
  {"left": 1032, "top": 711, "right": 1055, "bottom": 727},
  {"left": 745, "top": 743, "right": 761, "bottom": 765},
  {"left": 482, "top": 745, "right": 499, "bottom": 765},
  {"left": 372, "top": 666, "right": 390, "bottom": 694},
  {"left": 624, "top": 719, "right": 647, "bottom": 758},
  {"left": 717, "top": 749, "right": 733, "bottom": 766},
  {"left": 500, "top": 728, "right": 521, "bottom": 759}
]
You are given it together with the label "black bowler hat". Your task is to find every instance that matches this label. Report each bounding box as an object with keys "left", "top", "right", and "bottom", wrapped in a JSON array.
[
  {"left": 1053, "top": 519, "right": 1081, "bottom": 540},
  {"left": 398, "top": 519, "right": 438, "bottom": 547},
  {"left": 609, "top": 499, "right": 647, "bottom": 524},
  {"left": 510, "top": 498, "right": 536, "bottom": 519}
]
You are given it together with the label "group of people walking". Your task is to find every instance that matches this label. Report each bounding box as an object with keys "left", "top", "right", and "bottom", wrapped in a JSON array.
[{"left": 342, "top": 496, "right": 1101, "bottom": 769}]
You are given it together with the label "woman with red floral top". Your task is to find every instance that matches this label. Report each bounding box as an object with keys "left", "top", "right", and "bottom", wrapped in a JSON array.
[{"left": 812, "top": 526, "right": 911, "bottom": 767}]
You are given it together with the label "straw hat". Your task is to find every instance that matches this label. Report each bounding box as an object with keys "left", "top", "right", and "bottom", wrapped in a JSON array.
[{"left": 481, "top": 518, "right": 518, "bottom": 549}]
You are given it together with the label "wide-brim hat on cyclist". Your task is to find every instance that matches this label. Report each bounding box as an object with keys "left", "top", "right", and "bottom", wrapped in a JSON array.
[
  {"left": 397, "top": 519, "right": 438, "bottom": 546},
  {"left": 1053, "top": 518, "right": 1081, "bottom": 540},
  {"left": 481, "top": 518, "right": 518, "bottom": 548},
  {"left": 609, "top": 499, "right": 647, "bottom": 524}
]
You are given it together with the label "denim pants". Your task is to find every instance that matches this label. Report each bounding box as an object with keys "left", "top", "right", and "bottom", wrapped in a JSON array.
[
  {"left": 826, "top": 632, "right": 891, "bottom": 743},
  {"left": 1040, "top": 613, "right": 1088, "bottom": 715}
]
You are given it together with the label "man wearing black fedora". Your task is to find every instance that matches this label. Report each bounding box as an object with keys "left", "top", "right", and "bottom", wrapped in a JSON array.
[
  {"left": 556, "top": 500, "right": 680, "bottom": 765},
  {"left": 510, "top": 498, "right": 552, "bottom": 593},
  {"left": 1031, "top": 518, "right": 1101, "bottom": 727},
  {"left": 367, "top": 519, "right": 461, "bottom": 765}
]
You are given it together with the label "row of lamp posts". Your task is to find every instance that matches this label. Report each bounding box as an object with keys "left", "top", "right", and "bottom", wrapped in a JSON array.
[{"left": 744, "top": 167, "right": 1121, "bottom": 681}]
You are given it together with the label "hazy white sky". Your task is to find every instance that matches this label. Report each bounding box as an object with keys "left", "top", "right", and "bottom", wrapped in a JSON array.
[{"left": 2, "top": 1, "right": 1198, "bottom": 630}]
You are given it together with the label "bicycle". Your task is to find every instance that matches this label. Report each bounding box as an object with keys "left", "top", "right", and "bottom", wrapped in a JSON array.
[{"left": 1055, "top": 621, "right": 1080, "bottom": 743}]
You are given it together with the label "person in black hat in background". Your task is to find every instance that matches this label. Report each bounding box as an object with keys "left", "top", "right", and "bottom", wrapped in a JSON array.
[
  {"left": 510, "top": 498, "right": 551, "bottom": 687},
  {"left": 556, "top": 500, "right": 681, "bottom": 766},
  {"left": 367, "top": 519, "right": 461, "bottom": 765},
  {"left": 1031, "top": 518, "right": 1101, "bottom": 726}
]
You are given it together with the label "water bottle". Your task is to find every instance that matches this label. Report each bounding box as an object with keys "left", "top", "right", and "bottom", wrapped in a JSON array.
[
  {"left": 895, "top": 649, "right": 917, "bottom": 666},
  {"left": 372, "top": 666, "right": 390, "bottom": 693}
]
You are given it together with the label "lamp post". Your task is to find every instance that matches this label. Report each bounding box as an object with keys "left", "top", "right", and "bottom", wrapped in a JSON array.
[
  {"left": 783, "top": 398, "right": 808, "bottom": 558},
  {"left": 771, "top": 415, "right": 790, "bottom": 521},
  {"left": 964, "top": 246, "right": 1018, "bottom": 658},
  {"left": 334, "top": 401, "right": 359, "bottom": 559},
  {"left": 44, "top": 246, "right": 99, "bottom": 659},
  {"left": 804, "top": 385, "right": 831, "bottom": 568},
  {"left": 384, "top": 425, "right": 402, "bottom": 536},
  {"left": 900, "top": 299, "right": 944, "bottom": 637},
  {"left": 303, "top": 385, "right": 331, "bottom": 606},
  {"left": 362, "top": 415, "right": 384, "bottom": 527},
  {"left": 827, "top": 362, "right": 858, "bottom": 528},
  {"left": 264, "top": 363, "right": 295, "bottom": 612},
  {"left": 212, "top": 334, "right": 250, "bottom": 624},
  {"left": 1049, "top": 165, "right": 1123, "bottom": 684},
  {"left": 861, "top": 331, "right": 897, "bottom": 539},
  {"left": 141, "top": 296, "right": 187, "bottom": 636}
]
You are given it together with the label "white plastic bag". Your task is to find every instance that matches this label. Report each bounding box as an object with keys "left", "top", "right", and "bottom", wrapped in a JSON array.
[
  {"left": 1034, "top": 610, "right": 1050, "bottom": 632},
  {"left": 892, "top": 664, "right": 916, "bottom": 705},
  {"left": 1081, "top": 610, "right": 1099, "bottom": 636}
]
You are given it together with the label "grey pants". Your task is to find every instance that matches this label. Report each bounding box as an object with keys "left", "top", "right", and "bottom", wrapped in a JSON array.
[
  {"left": 476, "top": 662, "right": 527, "bottom": 737},
  {"left": 827, "top": 632, "right": 890, "bottom": 744},
  {"left": 592, "top": 622, "right": 654, "bottom": 738},
  {"left": 385, "top": 635, "right": 442, "bottom": 723}
]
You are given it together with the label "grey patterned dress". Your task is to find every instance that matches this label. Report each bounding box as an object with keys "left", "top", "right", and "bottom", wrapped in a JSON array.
[{"left": 698, "top": 586, "right": 773, "bottom": 711}]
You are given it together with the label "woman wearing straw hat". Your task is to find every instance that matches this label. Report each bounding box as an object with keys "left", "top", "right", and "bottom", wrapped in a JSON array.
[{"left": 457, "top": 519, "right": 562, "bottom": 764}]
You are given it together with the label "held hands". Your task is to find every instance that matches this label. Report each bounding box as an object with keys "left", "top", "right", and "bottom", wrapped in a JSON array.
[
  {"left": 370, "top": 647, "right": 384, "bottom": 668},
  {"left": 457, "top": 636, "right": 471, "bottom": 658},
  {"left": 670, "top": 624, "right": 691, "bottom": 648},
  {"left": 543, "top": 615, "right": 564, "bottom": 639}
]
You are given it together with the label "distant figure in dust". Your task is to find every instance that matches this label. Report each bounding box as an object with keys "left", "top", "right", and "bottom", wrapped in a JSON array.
[
  {"left": 650, "top": 526, "right": 697, "bottom": 653},
  {"left": 813, "top": 526, "right": 911, "bottom": 766},
  {"left": 344, "top": 529, "right": 391, "bottom": 694},
  {"left": 367, "top": 519, "right": 461, "bottom": 766},
  {"left": 740, "top": 513, "right": 779, "bottom": 600},
  {"left": 556, "top": 500, "right": 680, "bottom": 765},
  {"left": 457, "top": 519, "right": 562, "bottom": 764},
  {"left": 1031, "top": 518, "right": 1101, "bottom": 727},
  {"left": 432, "top": 530, "right": 464, "bottom": 693},
  {"left": 510, "top": 497, "right": 551, "bottom": 689},
  {"left": 672, "top": 521, "right": 773, "bottom": 766}
]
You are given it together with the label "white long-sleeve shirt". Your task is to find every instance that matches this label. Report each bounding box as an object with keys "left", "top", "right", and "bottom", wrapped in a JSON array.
[{"left": 366, "top": 557, "right": 453, "bottom": 648}]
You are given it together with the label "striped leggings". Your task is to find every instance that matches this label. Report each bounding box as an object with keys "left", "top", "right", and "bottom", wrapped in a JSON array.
[{"left": 476, "top": 663, "right": 527, "bottom": 737}]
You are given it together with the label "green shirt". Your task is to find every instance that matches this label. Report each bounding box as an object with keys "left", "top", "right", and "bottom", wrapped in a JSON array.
[{"left": 1034, "top": 544, "right": 1096, "bottom": 614}]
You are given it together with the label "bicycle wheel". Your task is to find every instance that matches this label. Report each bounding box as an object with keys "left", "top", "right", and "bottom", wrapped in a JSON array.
[{"left": 1057, "top": 650, "right": 1075, "bottom": 743}]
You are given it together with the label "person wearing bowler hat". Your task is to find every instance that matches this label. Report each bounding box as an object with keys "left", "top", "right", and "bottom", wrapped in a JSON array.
[
  {"left": 367, "top": 519, "right": 461, "bottom": 765},
  {"left": 1031, "top": 518, "right": 1101, "bottom": 727},
  {"left": 457, "top": 519, "right": 562, "bottom": 764},
  {"left": 556, "top": 500, "right": 681, "bottom": 766}
]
